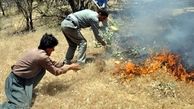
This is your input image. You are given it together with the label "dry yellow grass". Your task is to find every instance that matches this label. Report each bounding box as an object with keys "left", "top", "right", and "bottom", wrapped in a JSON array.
[{"left": 1, "top": 10, "right": 194, "bottom": 109}]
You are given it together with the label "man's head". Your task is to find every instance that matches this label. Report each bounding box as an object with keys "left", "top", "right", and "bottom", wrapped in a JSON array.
[
  {"left": 98, "top": 9, "right": 109, "bottom": 21},
  {"left": 38, "top": 33, "right": 58, "bottom": 56}
]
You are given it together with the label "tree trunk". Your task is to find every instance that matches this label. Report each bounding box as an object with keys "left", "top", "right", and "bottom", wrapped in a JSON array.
[
  {"left": 29, "top": 12, "right": 33, "bottom": 30},
  {"left": 25, "top": 14, "right": 33, "bottom": 31},
  {"left": 68, "top": 0, "right": 85, "bottom": 12},
  {"left": 26, "top": 17, "right": 30, "bottom": 30},
  {"left": 0, "top": 0, "right": 5, "bottom": 16},
  {"left": 68, "top": 0, "right": 77, "bottom": 12}
]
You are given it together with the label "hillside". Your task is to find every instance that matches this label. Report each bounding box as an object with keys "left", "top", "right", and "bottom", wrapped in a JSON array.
[{"left": 1, "top": 0, "right": 194, "bottom": 109}]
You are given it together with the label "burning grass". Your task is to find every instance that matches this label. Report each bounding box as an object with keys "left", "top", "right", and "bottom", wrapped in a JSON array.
[{"left": 114, "top": 52, "right": 194, "bottom": 83}]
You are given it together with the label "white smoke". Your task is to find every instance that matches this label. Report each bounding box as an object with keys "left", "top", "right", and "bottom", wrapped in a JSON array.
[{"left": 112, "top": 0, "right": 194, "bottom": 69}]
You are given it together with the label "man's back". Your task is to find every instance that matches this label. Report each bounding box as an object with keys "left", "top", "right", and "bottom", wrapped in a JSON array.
[
  {"left": 12, "top": 49, "right": 47, "bottom": 78},
  {"left": 61, "top": 9, "right": 99, "bottom": 29},
  {"left": 73, "top": 9, "right": 99, "bottom": 28}
]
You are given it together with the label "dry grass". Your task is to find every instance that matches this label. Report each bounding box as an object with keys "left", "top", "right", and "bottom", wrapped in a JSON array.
[{"left": 1, "top": 9, "right": 194, "bottom": 109}]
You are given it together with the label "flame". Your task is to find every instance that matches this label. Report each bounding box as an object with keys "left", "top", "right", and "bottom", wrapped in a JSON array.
[{"left": 114, "top": 52, "right": 194, "bottom": 82}]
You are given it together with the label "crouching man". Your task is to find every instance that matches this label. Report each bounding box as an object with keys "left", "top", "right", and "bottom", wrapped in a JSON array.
[{"left": 0, "top": 33, "right": 80, "bottom": 109}]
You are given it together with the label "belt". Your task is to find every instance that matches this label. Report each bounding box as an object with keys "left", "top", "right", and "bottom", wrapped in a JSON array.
[
  {"left": 66, "top": 18, "right": 77, "bottom": 27},
  {"left": 10, "top": 71, "right": 26, "bottom": 83}
]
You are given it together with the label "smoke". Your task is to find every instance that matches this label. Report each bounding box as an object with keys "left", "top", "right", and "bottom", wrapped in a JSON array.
[{"left": 112, "top": 0, "right": 194, "bottom": 69}]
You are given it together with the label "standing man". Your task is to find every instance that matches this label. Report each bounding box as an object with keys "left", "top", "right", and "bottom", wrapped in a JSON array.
[
  {"left": 61, "top": 9, "right": 109, "bottom": 65},
  {"left": 0, "top": 33, "right": 80, "bottom": 109}
]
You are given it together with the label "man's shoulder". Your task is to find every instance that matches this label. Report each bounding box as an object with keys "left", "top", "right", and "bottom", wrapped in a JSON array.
[{"left": 28, "top": 49, "right": 48, "bottom": 60}]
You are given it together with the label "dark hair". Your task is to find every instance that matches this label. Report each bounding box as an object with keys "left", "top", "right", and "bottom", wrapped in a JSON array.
[
  {"left": 98, "top": 9, "right": 109, "bottom": 17},
  {"left": 38, "top": 33, "right": 58, "bottom": 50}
]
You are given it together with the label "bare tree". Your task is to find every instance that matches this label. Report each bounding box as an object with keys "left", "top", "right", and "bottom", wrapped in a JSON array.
[
  {"left": 14, "top": 0, "right": 34, "bottom": 31},
  {"left": 35, "top": 0, "right": 70, "bottom": 20},
  {"left": 0, "top": 0, "right": 5, "bottom": 16}
]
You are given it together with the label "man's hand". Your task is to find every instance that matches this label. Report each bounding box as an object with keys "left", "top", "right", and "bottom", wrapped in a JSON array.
[
  {"left": 69, "top": 63, "right": 81, "bottom": 71},
  {"left": 60, "top": 63, "right": 81, "bottom": 75}
]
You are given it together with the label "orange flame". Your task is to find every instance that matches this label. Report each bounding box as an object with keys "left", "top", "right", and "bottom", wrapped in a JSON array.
[{"left": 114, "top": 52, "right": 194, "bottom": 82}]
